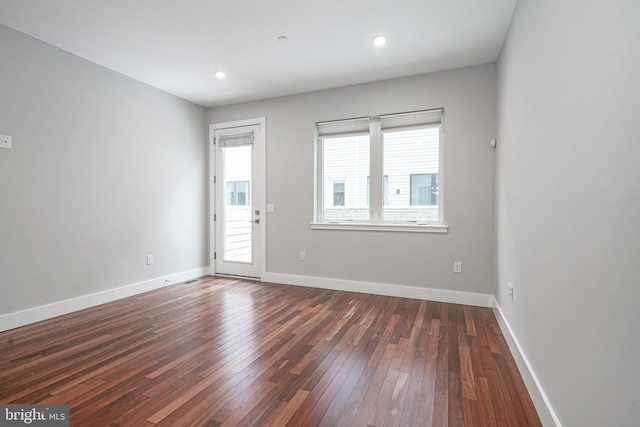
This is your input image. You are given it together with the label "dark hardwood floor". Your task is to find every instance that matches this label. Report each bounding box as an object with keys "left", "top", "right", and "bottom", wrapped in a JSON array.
[{"left": 0, "top": 276, "right": 541, "bottom": 426}]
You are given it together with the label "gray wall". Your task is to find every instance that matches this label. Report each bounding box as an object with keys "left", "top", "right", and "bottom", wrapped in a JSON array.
[
  {"left": 0, "top": 24, "right": 208, "bottom": 316},
  {"left": 209, "top": 64, "right": 497, "bottom": 294},
  {"left": 496, "top": 0, "right": 640, "bottom": 425}
]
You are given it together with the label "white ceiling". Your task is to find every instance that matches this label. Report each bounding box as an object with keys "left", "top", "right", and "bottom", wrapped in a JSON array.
[{"left": 0, "top": 0, "right": 517, "bottom": 108}]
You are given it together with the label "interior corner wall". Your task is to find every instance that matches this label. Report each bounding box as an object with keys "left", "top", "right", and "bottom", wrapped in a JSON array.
[
  {"left": 0, "top": 24, "right": 208, "bottom": 320},
  {"left": 208, "top": 64, "right": 497, "bottom": 296},
  {"left": 496, "top": 0, "right": 640, "bottom": 426}
]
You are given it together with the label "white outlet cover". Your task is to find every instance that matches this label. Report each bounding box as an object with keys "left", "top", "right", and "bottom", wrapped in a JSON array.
[
  {"left": 453, "top": 261, "right": 462, "bottom": 273},
  {"left": 0, "top": 134, "right": 11, "bottom": 149}
]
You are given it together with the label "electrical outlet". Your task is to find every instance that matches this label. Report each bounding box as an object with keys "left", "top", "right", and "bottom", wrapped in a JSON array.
[
  {"left": 453, "top": 261, "right": 462, "bottom": 274},
  {"left": 507, "top": 283, "right": 513, "bottom": 303},
  {"left": 146, "top": 254, "right": 153, "bottom": 265},
  {"left": 0, "top": 134, "right": 12, "bottom": 149},
  {"left": 299, "top": 251, "right": 306, "bottom": 261}
]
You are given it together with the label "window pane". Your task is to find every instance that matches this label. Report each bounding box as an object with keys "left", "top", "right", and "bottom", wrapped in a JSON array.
[
  {"left": 236, "top": 181, "right": 249, "bottom": 206},
  {"left": 226, "top": 182, "right": 236, "bottom": 205},
  {"left": 382, "top": 127, "right": 439, "bottom": 223},
  {"left": 222, "top": 146, "right": 252, "bottom": 262},
  {"left": 226, "top": 180, "right": 250, "bottom": 206},
  {"left": 410, "top": 174, "right": 438, "bottom": 206},
  {"left": 333, "top": 182, "right": 345, "bottom": 206},
  {"left": 322, "top": 135, "right": 370, "bottom": 221}
]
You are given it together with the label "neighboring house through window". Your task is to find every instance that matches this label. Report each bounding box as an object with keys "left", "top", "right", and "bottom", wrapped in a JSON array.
[
  {"left": 333, "top": 181, "right": 345, "bottom": 206},
  {"left": 226, "top": 181, "right": 249, "bottom": 206},
  {"left": 410, "top": 173, "right": 439, "bottom": 206}
]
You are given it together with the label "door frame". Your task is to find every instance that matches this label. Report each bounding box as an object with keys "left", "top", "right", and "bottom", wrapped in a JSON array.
[{"left": 209, "top": 117, "right": 266, "bottom": 279}]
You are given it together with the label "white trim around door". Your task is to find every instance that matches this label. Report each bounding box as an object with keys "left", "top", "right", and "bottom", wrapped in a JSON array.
[{"left": 209, "top": 118, "right": 266, "bottom": 279}]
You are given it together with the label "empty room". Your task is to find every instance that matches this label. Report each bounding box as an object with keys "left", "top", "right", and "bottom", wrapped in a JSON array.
[{"left": 0, "top": 1, "right": 638, "bottom": 426}]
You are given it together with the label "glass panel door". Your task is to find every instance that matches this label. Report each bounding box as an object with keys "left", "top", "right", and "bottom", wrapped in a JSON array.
[
  {"left": 222, "top": 145, "right": 252, "bottom": 263},
  {"left": 213, "top": 122, "right": 263, "bottom": 279}
]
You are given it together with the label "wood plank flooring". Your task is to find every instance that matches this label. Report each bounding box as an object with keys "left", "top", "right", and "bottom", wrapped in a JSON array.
[{"left": 0, "top": 276, "right": 541, "bottom": 426}]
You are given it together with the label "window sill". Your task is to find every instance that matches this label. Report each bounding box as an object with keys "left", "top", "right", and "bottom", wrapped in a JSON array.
[{"left": 310, "top": 222, "right": 448, "bottom": 233}]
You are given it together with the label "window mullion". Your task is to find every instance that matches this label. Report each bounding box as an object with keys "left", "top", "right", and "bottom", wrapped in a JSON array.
[{"left": 369, "top": 118, "right": 383, "bottom": 222}]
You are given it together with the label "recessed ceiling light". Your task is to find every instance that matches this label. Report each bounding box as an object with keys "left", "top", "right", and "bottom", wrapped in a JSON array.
[
  {"left": 214, "top": 71, "right": 226, "bottom": 79},
  {"left": 372, "top": 34, "right": 388, "bottom": 47},
  {"left": 277, "top": 35, "right": 289, "bottom": 43}
]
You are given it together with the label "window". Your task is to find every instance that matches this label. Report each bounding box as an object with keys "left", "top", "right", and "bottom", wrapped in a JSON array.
[
  {"left": 316, "top": 109, "right": 443, "bottom": 227},
  {"left": 226, "top": 181, "right": 249, "bottom": 206},
  {"left": 333, "top": 181, "right": 345, "bottom": 206},
  {"left": 410, "top": 173, "right": 438, "bottom": 206},
  {"left": 318, "top": 121, "right": 370, "bottom": 221}
]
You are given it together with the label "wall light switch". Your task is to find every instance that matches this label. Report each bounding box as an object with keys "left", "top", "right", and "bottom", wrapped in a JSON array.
[
  {"left": 267, "top": 204, "right": 275, "bottom": 213},
  {"left": 0, "top": 134, "right": 12, "bottom": 149}
]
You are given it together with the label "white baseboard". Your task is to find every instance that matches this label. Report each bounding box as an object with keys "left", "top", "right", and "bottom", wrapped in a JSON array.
[
  {"left": 262, "top": 272, "right": 494, "bottom": 307},
  {"left": 492, "top": 298, "right": 562, "bottom": 427},
  {"left": 0, "top": 268, "right": 207, "bottom": 332}
]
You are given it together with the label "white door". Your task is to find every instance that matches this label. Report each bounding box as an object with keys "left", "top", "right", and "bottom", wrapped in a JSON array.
[{"left": 212, "top": 120, "right": 264, "bottom": 278}]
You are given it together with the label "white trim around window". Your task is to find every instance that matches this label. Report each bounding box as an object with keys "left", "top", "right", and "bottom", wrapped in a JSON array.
[
  {"left": 314, "top": 108, "right": 446, "bottom": 233},
  {"left": 310, "top": 222, "right": 448, "bottom": 233}
]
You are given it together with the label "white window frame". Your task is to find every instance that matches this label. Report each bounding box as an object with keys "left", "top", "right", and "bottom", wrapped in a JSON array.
[{"left": 313, "top": 109, "right": 448, "bottom": 233}]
